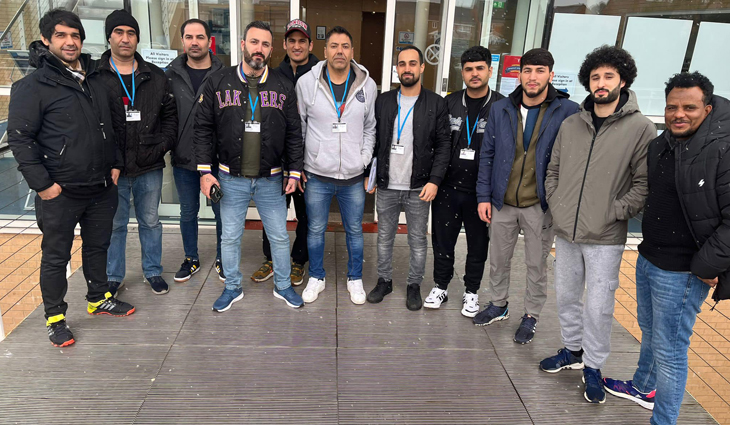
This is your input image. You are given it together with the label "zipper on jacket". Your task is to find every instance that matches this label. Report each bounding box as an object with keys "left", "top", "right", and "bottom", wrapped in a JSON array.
[
  {"left": 515, "top": 150, "right": 527, "bottom": 207},
  {"left": 572, "top": 133, "right": 597, "bottom": 242},
  {"left": 59, "top": 144, "right": 66, "bottom": 156}
]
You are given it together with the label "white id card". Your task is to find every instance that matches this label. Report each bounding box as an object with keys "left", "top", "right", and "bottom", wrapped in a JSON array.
[
  {"left": 126, "top": 110, "right": 141, "bottom": 122},
  {"left": 391, "top": 144, "right": 405, "bottom": 155},
  {"left": 332, "top": 122, "right": 348, "bottom": 133},
  {"left": 245, "top": 121, "right": 261, "bottom": 133},
  {"left": 460, "top": 148, "right": 476, "bottom": 160}
]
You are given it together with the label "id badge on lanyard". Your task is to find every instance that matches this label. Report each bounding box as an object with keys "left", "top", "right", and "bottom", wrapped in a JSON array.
[{"left": 328, "top": 69, "right": 350, "bottom": 133}]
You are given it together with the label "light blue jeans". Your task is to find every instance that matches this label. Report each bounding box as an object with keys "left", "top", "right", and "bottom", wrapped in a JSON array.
[
  {"left": 219, "top": 173, "right": 291, "bottom": 291},
  {"left": 304, "top": 174, "right": 365, "bottom": 280},
  {"left": 107, "top": 169, "right": 164, "bottom": 281},
  {"left": 632, "top": 254, "right": 710, "bottom": 425}
]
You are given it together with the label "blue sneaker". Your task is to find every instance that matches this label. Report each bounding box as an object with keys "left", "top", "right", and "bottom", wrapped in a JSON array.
[
  {"left": 603, "top": 378, "right": 655, "bottom": 410},
  {"left": 582, "top": 367, "right": 606, "bottom": 403},
  {"left": 273, "top": 287, "right": 304, "bottom": 308},
  {"left": 473, "top": 301, "right": 509, "bottom": 326},
  {"left": 212, "top": 287, "right": 244, "bottom": 312},
  {"left": 540, "top": 347, "right": 585, "bottom": 373}
]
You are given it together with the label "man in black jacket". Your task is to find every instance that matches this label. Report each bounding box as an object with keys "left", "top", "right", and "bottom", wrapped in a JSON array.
[
  {"left": 365, "top": 46, "right": 451, "bottom": 310},
  {"left": 604, "top": 72, "right": 729, "bottom": 425},
  {"left": 8, "top": 10, "right": 135, "bottom": 348},
  {"left": 251, "top": 19, "right": 319, "bottom": 285},
  {"left": 97, "top": 10, "right": 178, "bottom": 296},
  {"left": 166, "top": 19, "right": 225, "bottom": 284},
  {"left": 195, "top": 21, "right": 304, "bottom": 312},
  {"left": 425, "top": 46, "right": 503, "bottom": 318}
]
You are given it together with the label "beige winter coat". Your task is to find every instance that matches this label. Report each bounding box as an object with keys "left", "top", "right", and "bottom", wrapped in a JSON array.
[{"left": 545, "top": 90, "right": 656, "bottom": 245}]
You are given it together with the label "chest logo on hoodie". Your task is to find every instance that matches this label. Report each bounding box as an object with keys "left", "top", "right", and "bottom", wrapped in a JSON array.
[
  {"left": 356, "top": 89, "right": 365, "bottom": 103},
  {"left": 699, "top": 179, "right": 705, "bottom": 187}
]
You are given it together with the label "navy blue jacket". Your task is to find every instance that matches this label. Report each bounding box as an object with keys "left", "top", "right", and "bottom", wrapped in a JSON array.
[{"left": 476, "top": 84, "right": 579, "bottom": 211}]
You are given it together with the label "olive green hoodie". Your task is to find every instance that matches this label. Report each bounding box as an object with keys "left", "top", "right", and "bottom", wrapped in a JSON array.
[{"left": 545, "top": 89, "right": 656, "bottom": 245}]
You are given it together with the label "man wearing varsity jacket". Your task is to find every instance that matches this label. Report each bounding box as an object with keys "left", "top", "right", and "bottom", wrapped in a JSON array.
[{"left": 194, "top": 21, "right": 305, "bottom": 312}]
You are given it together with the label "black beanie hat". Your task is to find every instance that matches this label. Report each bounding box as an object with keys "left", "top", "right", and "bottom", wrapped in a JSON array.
[{"left": 105, "top": 10, "right": 140, "bottom": 41}]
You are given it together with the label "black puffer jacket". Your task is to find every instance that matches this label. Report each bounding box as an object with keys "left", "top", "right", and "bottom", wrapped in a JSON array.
[
  {"left": 165, "top": 52, "right": 224, "bottom": 171},
  {"left": 653, "top": 95, "right": 730, "bottom": 302},
  {"left": 96, "top": 50, "right": 178, "bottom": 177},
  {"left": 372, "top": 88, "right": 451, "bottom": 189},
  {"left": 194, "top": 64, "right": 303, "bottom": 177},
  {"left": 8, "top": 41, "right": 121, "bottom": 193}
]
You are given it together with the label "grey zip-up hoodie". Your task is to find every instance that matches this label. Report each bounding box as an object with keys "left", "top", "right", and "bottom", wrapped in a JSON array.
[
  {"left": 546, "top": 89, "right": 656, "bottom": 245},
  {"left": 295, "top": 59, "right": 377, "bottom": 180}
]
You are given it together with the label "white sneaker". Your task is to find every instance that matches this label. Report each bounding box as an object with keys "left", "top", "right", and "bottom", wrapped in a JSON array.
[
  {"left": 302, "top": 277, "right": 325, "bottom": 303},
  {"left": 461, "top": 292, "right": 479, "bottom": 317},
  {"left": 347, "top": 279, "right": 367, "bottom": 305},
  {"left": 423, "top": 287, "right": 448, "bottom": 309}
]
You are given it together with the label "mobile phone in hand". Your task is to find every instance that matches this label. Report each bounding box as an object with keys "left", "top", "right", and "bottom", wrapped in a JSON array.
[{"left": 210, "top": 184, "right": 223, "bottom": 203}]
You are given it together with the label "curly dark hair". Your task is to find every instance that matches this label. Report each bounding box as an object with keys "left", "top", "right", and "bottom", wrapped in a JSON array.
[
  {"left": 461, "top": 46, "right": 492, "bottom": 67},
  {"left": 578, "top": 45, "right": 637, "bottom": 91},
  {"left": 665, "top": 72, "right": 714, "bottom": 106}
]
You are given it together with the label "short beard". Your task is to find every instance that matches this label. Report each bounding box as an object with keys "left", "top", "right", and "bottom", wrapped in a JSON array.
[
  {"left": 669, "top": 127, "right": 698, "bottom": 140},
  {"left": 399, "top": 74, "right": 420, "bottom": 88},
  {"left": 244, "top": 48, "right": 268, "bottom": 70},
  {"left": 524, "top": 83, "right": 547, "bottom": 99},
  {"left": 592, "top": 85, "right": 621, "bottom": 104}
]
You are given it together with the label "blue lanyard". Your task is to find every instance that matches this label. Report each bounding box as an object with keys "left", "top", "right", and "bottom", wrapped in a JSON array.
[
  {"left": 248, "top": 92, "right": 259, "bottom": 122},
  {"left": 396, "top": 90, "right": 416, "bottom": 144},
  {"left": 327, "top": 68, "right": 350, "bottom": 121},
  {"left": 111, "top": 58, "right": 135, "bottom": 109},
  {"left": 466, "top": 115, "right": 479, "bottom": 149},
  {"left": 239, "top": 65, "right": 260, "bottom": 121}
]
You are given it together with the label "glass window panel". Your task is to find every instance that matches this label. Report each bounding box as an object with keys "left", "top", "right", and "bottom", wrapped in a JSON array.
[
  {"left": 623, "top": 17, "right": 692, "bottom": 116},
  {"left": 690, "top": 21, "right": 730, "bottom": 100}
]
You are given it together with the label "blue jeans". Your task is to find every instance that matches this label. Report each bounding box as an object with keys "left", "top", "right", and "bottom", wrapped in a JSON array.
[
  {"left": 173, "top": 166, "right": 222, "bottom": 261},
  {"left": 632, "top": 254, "right": 710, "bottom": 425},
  {"left": 305, "top": 174, "right": 365, "bottom": 280},
  {"left": 107, "top": 169, "right": 164, "bottom": 281},
  {"left": 219, "top": 173, "right": 291, "bottom": 291}
]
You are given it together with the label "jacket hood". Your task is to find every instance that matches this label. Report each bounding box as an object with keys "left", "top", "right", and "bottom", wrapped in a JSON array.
[
  {"left": 508, "top": 83, "right": 570, "bottom": 108},
  {"left": 279, "top": 53, "right": 319, "bottom": 69},
  {"left": 306, "top": 59, "right": 369, "bottom": 105},
  {"left": 580, "top": 88, "right": 641, "bottom": 121},
  {"left": 28, "top": 39, "right": 94, "bottom": 72},
  {"left": 700, "top": 95, "right": 730, "bottom": 144},
  {"left": 168, "top": 51, "right": 224, "bottom": 73}
]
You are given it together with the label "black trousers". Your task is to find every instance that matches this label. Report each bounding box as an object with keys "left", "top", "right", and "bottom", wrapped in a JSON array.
[
  {"left": 36, "top": 186, "right": 118, "bottom": 318},
  {"left": 431, "top": 185, "right": 488, "bottom": 293},
  {"left": 263, "top": 188, "right": 308, "bottom": 265}
]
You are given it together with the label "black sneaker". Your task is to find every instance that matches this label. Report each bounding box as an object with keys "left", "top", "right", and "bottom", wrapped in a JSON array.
[
  {"left": 174, "top": 257, "right": 200, "bottom": 282},
  {"left": 583, "top": 367, "right": 606, "bottom": 403},
  {"left": 473, "top": 302, "right": 509, "bottom": 326},
  {"left": 147, "top": 276, "right": 169, "bottom": 295},
  {"left": 87, "top": 294, "right": 136, "bottom": 316},
  {"left": 215, "top": 258, "right": 226, "bottom": 282},
  {"left": 406, "top": 284, "right": 422, "bottom": 311},
  {"left": 514, "top": 314, "right": 537, "bottom": 344},
  {"left": 47, "top": 319, "right": 75, "bottom": 347},
  {"left": 108, "top": 280, "right": 124, "bottom": 297},
  {"left": 367, "top": 278, "right": 392, "bottom": 303}
]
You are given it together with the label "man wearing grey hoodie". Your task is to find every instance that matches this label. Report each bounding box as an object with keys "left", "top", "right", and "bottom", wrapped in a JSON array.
[
  {"left": 539, "top": 46, "right": 655, "bottom": 404},
  {"left": 295, "top": 26, "right": 377, "bottom": 305}
]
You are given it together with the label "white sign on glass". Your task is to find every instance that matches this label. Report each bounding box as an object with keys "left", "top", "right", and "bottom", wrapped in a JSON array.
[{"left": 142, "top": 49, "right": 178, "bottom": 69}]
